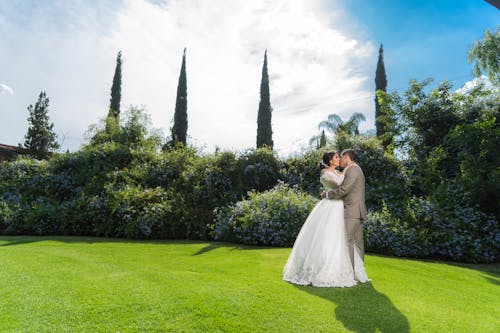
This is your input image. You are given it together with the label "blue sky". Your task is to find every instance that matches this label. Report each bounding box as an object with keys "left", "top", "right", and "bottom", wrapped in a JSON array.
[
  {"left": 342, "top": 0, "right": 499, "bottom": 91},
  {"left": 0, "top": 0, "right": 498, "bottom": 155}
]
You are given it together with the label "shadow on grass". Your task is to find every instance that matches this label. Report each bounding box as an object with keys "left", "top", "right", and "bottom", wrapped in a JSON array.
[
  {"left": 0, "top": 237, "right": 42, "bottom": 247},
  {"left": 450, "top": 262, "right": 500, "bottom": 286},
  {"left": 445, "top": 261, "right": 500, "bottom": 278},
  {"left": 192, "top": 243, "right": 224, "bottom": 255},
  {"left": 0, "top": 236, "right": 126, "bottom": 246},
  {"left": 0, "top": 236, "right": 206, "bottom": 247},
  {"left": 297, "top": 282, "right": 410, "bottom": 333},
  {"left": 482, "top": 275, "right": 500, "bottom": 285},
  {"left": 192, "top": 242, "right": 275, "bottom": 255}
]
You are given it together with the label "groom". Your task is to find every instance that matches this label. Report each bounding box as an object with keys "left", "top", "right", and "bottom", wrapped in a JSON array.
[{"left": 322, "top": 149, "right": 367, "bottom": 270}]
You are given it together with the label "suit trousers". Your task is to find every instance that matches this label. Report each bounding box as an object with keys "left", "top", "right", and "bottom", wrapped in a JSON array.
[{"left": 345, "top": 218, "right": 364, "bottom": 268}]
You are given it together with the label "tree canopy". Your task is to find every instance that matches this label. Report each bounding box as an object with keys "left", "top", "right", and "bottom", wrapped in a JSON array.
[
  {"left": 23, "top": 91, "right": 60, "bottom": 159},
  {"left": 468, "top": 27, "right": 500, "bottom": 85}
]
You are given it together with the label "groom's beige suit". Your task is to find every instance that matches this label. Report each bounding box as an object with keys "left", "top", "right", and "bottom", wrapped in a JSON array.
[{"left": 326, "top": 162, "right": 366, "bottom": 268}]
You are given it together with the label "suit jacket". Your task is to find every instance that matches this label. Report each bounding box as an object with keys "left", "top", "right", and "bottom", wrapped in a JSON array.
[{"left": 328, "top": 163, "right": 367, "bottom": 220}]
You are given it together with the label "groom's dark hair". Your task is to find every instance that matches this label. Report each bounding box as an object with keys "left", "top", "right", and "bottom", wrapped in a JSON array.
[{"left": 341, "top": 149, "right": 358, "bottom": 162}]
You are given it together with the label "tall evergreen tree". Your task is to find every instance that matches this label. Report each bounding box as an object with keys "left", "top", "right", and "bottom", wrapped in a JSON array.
[
  {"left": 23, "top": 91, "right": 60, "bottom": 159},
  {"left": 256, "top": 50, "right": 273, "bottom": 149},
  {"left": 319, "top": 130, "right": 327, "bottom": 148},
  {"left": 375, "top": 44, "right": 394, "bottom": 150},
  {"left": 310, "top": 129, "right": 328, "bottom": 148},
  {"left": 108, "top": 51, "right": 122, "bottom": 120},
  {"left": 171, "top": 48, "right": 188, "bottom": 145},
  {"left": 319, "top": 130, "right": 326, "bottom": 148},
  {"left": 375, "top": 44, "right": 387, "bottom": 137}
]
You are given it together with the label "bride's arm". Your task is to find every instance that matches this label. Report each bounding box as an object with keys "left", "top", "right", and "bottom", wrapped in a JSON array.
[
  {"left": 321, "top": 170, "right": 343, "bottom": 186},
  {"left": 326, "top": 167, "right": 359, "bottom": 200}
]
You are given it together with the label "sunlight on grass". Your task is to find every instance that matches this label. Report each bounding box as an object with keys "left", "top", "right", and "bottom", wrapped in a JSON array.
[{"left": 0, "top": 236, "right": 498, "bottom": 332}]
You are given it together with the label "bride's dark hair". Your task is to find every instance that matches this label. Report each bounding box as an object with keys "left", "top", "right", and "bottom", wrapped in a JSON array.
[{"left": 319, "top": 151, "right": 338, "bottom": 170}]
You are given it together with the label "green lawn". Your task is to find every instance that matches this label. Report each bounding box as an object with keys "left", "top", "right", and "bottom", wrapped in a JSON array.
[{"left": 0, "top": 237, "right": 498, "bottom": 332}]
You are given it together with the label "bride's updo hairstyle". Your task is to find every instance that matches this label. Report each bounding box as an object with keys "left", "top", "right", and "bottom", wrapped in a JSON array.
[{"left": 319, "top": 151, "right": 338, "bottom": 170}]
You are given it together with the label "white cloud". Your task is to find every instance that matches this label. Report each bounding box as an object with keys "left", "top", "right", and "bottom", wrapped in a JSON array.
[
  {"left": 0, "top": 0, "right": 375, "bottom": 155},
  {"left": 0, "top": 84, "right": 14, "bottom": 95},
  {"left": 107, "top": 0, "right": 375, "bottom": 155},
  {"left": 455, "top": 76, "right": 494, "bottom": 95}
]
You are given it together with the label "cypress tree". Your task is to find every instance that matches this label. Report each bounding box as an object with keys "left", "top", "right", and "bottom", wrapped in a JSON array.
[
  {"left": 23, "top": 91, "right": 60, "bottom": 159},
  {"left": 171, "top": 48, "right": 188, "bottom": 145},
  {"left": 108, "top": 51, "right": 122, "bottom": 120},
  {"left": 256, "top": 50, "right": 273, "bottom": 149},
  {"left": 375, "top": 44, "right": 387, "bottom": 138},
  {"left": 319, "top": 130, "right": 327, "bottom": 148}
]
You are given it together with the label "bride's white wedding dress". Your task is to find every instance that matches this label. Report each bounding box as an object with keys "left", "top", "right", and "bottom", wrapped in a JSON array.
[{"left": 283, "top": 170, "right": 369, "bottom": 287}]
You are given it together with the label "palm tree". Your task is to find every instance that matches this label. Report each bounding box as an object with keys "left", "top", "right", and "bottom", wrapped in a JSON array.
[
  {"left": 310, "top": 112, "right": 366, "bottom": 146},
  {"left": 320, "top": 112, "right": 366, "bottom": 136}
]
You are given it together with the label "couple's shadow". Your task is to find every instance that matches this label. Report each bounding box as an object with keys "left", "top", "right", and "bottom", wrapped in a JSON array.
[{"left": 296, "top": 282, "right": 410, "bottom": 333}]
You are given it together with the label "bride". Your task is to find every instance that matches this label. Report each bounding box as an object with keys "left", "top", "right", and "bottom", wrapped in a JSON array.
[{"left": 283, "top": 151, "right": 369, "bottom": 287}]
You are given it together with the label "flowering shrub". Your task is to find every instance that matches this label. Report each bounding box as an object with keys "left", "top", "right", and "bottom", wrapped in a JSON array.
[
  {"left": 213, "top": 183, "right": 318, "bottom": 246},
  {"left": 0, "top": 158, "right": 49, "bottom": 202},
  {"left": 0, "top": 158, "right": 59, "bottom": 235},
  {"left": 406, "top": 185, "right": 499, "bottom": 263},
  {"left": 364, "top": 187, "right": 499, "bottom": 263},
  {"left": 364, "top": 202, "right": 432, "bottom": 258}
]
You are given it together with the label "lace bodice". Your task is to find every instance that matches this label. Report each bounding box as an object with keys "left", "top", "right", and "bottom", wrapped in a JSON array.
[{"left": 320, "top": 170, "right": 344, "bottom": 190}]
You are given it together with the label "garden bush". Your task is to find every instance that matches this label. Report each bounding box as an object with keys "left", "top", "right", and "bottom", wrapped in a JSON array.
[
  {"left": 282, "top": 148, "right": 325, "bottom": 196},
  {"left": 1, "top": 102, "right": 497, "bottom": 262},
  {"left": 236, "top": 147, "right": 282, "bottom": 192},
  {"left": 410, "top": 183, "right": 499, "bottom": 263},
  {"left": 213, "top": 183, "right": 318, "bottom": 246},
  {"left": 86, "top": 184, "right": 172, "bottom": 238},
  {"left": 0, "top": 158, "right": 61, "bottom": 235},
  {"left": 364, "top": 184, "right": 499, "bottom": 263},
  {"left": 364, "top": 202, "right": 432, "bottom": 258}
]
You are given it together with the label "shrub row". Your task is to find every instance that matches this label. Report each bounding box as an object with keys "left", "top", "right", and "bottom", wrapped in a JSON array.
[
  {"left": 214, "top": 183, "right": 498, "bottom": 263},
  {"left": 0, "top": 109, "right": 497, "bottom": 262},
  {"left": 0, "top": 144, "right": 283, "bottom": 240}
]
